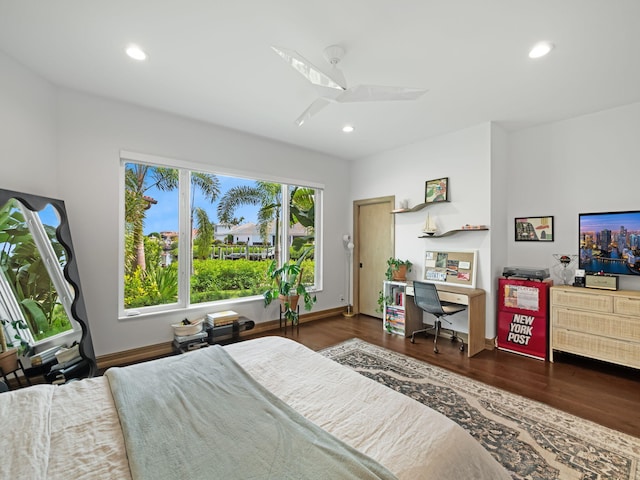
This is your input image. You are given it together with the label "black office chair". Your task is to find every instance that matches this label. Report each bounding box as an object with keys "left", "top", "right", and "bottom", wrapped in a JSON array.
[{"left": 410, "top": 280, "right": 467, "bottom": 353}]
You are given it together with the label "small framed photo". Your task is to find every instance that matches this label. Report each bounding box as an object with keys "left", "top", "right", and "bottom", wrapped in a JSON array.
[
  {"left": 514, "top": 216, "right": 554, "bottom": 242},
  {"left": 425, "top": 177, "right": 449, "bottom": 203}
]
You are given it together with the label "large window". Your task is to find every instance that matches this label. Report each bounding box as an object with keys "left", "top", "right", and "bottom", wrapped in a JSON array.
[{"left": 120, "top": 154, "right": 321, "bottom": 316}]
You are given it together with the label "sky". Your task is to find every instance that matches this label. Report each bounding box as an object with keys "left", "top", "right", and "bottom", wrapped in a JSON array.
[
  {"left": 580, "top": 211, "right": 640, "bottom": 233},
  {"left": 38, "top": 204, "right": 60, "bottom": 228},
  {"left": 142, "top": 172, "right": 260, "bottom": 235}
]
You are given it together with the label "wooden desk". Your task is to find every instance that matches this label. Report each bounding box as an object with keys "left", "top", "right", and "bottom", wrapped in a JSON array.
[{"left": 405, "top": 283, "right": 486, "bottom": 357}]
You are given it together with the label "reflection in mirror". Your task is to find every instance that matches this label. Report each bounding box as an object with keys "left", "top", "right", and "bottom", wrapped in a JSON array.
[
  {"left": 1, "top": 200, "right": 75, "bottom": 341},
  {"left": 0, "top": 189, "right": 96, "bottom": 384}
]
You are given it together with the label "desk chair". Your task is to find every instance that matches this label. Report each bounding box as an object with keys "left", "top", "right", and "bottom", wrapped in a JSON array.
[{"left": 410, "top": 281, "right": 467, "bottom": 353}]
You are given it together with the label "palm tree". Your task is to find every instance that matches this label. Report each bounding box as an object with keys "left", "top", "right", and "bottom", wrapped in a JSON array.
[
  {"left": 124, "top": 164, "right": 220, "bottom": 272},
  {"left": 289, "top": 186, "right": 315, "bottom": 249},
  {"left": 217, "top": 182, "right": 316, "bottom": 262},
  {"left": 194, "top": 207, "right": 214, "bottom": 260},
  {"left": 217, "top": 181, "right": 282, "bottom": 258}
]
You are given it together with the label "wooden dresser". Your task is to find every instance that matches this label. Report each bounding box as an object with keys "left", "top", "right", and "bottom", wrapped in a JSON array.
[{"left": 549, "top": 285, "right": 640, "bottom": 369}]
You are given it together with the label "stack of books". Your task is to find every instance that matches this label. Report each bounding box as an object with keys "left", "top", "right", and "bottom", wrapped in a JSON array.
[
  {"left": 29, "top": 345, "right": 62, "bottom": 367},
  {"left": 50, "top": 344, "right": 82, "bottom": 371},
  {"left": 206, "top": 310, "right": 239, "bottom": 327},
  {"left": 173, "top": 330, "right": 209, "bottom": 353}
]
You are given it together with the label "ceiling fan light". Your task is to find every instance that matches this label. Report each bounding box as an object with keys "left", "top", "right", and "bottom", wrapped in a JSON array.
[
  {"left": 271, "top": 46, "right": 344, "bottom": 90},
  {"left": 528, "top": 42, "right": 554, "bottom": 59},
  {"left": 126, "top": 45, "right": 147, "bottom": 61},
  {"left": 323, "top": 45, "right": 345, "bottom": 65}
]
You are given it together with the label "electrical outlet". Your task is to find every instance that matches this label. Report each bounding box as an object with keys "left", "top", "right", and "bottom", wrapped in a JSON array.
[{"left": 338, "top": 294, "right": 345, "bottom": 303}]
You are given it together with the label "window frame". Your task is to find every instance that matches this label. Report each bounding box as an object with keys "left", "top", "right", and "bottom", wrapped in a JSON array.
[{"left": 118, "top": 151, "right": 323, "bottom": 319}]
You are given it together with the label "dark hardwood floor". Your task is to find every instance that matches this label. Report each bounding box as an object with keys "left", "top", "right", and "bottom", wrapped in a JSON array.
[{"left": 247, "top": 313, "right": 640, "bottom": 438}]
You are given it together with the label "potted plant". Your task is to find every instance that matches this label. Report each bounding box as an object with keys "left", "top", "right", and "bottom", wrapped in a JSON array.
[
  {"left": 263, "top": 250, "right": 317, "bottom": 325},
  {"left": 0, "top": 318, "right": 31, "bottom": 375},
  {"left": 385, "top": 258, "right": 413, "bottom": 281}
]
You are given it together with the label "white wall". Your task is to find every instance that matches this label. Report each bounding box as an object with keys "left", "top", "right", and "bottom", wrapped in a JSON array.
[
  {"left": 1, "top": 49, "right": 351, "bottom": 356},
  {"left": 350, "top": 123, "right": 495, "bottom": 338},
  {"left": 507, "top": 101, "right": 640, "bottom": 291},
  {"left": 490, "top": 123, "right": 509, "bottom": 328},
  {"left": 54, "top": 89, "right": 351, "bottom": 355},
  {"left": 350, "top": 103, "right": 640, "bottom": 342},
  {"left": 0, "top": 51, "right": 58, "bottom": 197}
]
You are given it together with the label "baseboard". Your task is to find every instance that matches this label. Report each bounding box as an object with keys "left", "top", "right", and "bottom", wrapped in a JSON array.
[
  {"left": 96, "top": 306, "right": 343, "bottom": 370},
  {"left": 485, "top": 337, "right": 497, "bottom": 351}
]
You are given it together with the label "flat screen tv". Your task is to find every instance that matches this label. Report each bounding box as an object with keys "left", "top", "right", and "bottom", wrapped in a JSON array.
[{"left": 579, "top": 210, "right": 640, "bottom": 276}]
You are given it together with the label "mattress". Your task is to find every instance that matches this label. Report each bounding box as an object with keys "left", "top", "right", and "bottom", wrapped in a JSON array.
[{"left": 0, "top": 336, "right": 509, "bottom": 479}]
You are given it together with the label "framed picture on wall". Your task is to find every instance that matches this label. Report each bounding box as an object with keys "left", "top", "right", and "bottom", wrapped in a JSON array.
[
  {"left": 514, "top": 216, "right": 554, "bottom": 241},
  {"left": 425, "top": 177, "right": 449, "bottom": 203}
]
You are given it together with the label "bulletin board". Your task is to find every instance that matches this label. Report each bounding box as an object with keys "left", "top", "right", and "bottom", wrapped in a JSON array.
[{"left": 423, "top": 249, "right": 478, "bottom": 288}]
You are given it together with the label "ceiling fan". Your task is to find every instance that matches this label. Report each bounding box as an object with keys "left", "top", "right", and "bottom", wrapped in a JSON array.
[{"left": 271, "top": 45, "right": 427, "bottom": 126}]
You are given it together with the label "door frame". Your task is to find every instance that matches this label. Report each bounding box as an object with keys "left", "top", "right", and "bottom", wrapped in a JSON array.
[{"left": 352, "top": 195, "right": 395, "bottom": 315}]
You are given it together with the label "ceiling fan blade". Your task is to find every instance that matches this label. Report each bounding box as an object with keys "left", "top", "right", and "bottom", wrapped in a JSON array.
[
  {"left": 336, "top": 85, "right": 427, "bottom": 103},
  {"left": 294, "top": 98, "right": 330, "bottom": 126},
  {"left": 271, "top": 46, "right": 346, "bottom": 91}
]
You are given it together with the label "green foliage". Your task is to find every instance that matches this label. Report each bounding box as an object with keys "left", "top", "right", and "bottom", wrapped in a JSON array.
[
  {"left": 143, "top": 235, "right": 163, "bottom": 269},
  {"left": 385, "top": 257, "right": 413, "bottom": 280},
  {"left": 194, "top": 207, "right": 214, "bottom": 260},
  {"left": 263, "top": 248, "right": 317, "bottom": 324},
  {"left": 190, "top": 259, "right": 270, "bottom": 303},
  {"left": 124, "top": 254, "right": 317, "bottom": 309},
  {"left": 124, "top": 264, "right": 178, "bottom": 308},
  {"left": 298, "top": 258, "right": 315, "bottom": 285},
  {"left": 1, "top": 318, "right": 31, "bottom": 355},
  {"left": 376, "top": 290, "right": 393, "bottom": 314}
]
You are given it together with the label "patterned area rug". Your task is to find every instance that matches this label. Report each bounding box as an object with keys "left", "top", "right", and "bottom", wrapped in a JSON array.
[{"left": 320, "top": 339, "right": 640, "bottom": 480}]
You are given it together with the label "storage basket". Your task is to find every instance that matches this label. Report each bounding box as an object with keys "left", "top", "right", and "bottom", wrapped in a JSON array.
[{"left": 172, "top": 319, "right": 203, "bottom": 336}]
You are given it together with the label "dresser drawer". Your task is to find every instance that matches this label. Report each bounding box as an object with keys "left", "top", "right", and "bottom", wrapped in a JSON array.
[
  {"left": 614, "top": 296, "right": 640, "bottom": 316},
  {"left": 553, "top": 308, "right": 640, "bottom": 342},
  {"left": 552, "top": 328, "right": 640, "bottom": 369},
  {"left": 551, "top": 290, "right": 612, "bottom": 313}
]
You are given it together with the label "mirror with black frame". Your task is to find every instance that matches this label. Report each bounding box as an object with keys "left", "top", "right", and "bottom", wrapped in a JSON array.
[{"left": 0, "top": 188, "right": 96, "bottom": 387}]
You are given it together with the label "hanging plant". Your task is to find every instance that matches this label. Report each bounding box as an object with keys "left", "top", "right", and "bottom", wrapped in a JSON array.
[{"left": 385, "top": 258, "right": 413, "bottom": 281}]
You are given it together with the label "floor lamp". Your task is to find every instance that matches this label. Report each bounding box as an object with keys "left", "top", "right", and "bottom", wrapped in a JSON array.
[{"left": 343, "top": 235, "right": 355, "bottom": 317}]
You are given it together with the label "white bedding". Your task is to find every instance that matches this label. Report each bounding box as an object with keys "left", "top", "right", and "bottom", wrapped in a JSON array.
[{"left": 0, "top": 336, "right": 510, "bottom": 479}]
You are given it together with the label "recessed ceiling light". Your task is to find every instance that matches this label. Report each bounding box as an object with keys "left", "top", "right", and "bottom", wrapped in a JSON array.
[
  {"left": 126, "top": 45, "right": 147, "bottom": 61},
  {"left": 528, "top": 42, "right": 554, "bottom": 59},
  {"left": 342, "top": 125, "right": 355, "bottom": 133}
]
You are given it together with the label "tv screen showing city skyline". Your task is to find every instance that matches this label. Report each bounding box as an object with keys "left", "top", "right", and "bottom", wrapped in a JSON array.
[{"left": 579, "top": 210, "right": 640, "bottom": 276}]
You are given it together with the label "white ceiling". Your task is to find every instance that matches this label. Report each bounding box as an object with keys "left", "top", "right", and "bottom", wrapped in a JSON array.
[{"left": 1, "top": 1, "right": 639, "bottom": 160}]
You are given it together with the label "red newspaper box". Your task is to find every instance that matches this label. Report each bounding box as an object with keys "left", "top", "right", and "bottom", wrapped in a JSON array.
[{"left": 497, "top": 277, "right": 553, "bottom": 360}]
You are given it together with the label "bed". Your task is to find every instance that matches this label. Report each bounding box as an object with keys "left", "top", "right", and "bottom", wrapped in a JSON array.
[{"left": 0, "top": 336, "right": 510, "bottom": 479}]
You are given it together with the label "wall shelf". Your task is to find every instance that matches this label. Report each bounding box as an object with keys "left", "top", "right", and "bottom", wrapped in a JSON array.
[
  {"left": 419, "top": 227, "right": 489, "bottom": 238},
  {"left": 391, "top": 202, "right": 428, "bottom": 214}
]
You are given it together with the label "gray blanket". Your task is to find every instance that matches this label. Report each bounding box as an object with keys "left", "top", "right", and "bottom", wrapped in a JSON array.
[{"left": 105, "top": 345, "right": 397, "bottom": 480}]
